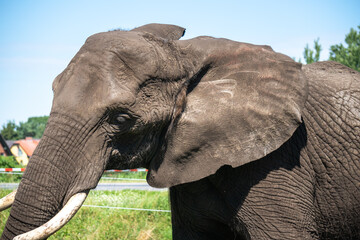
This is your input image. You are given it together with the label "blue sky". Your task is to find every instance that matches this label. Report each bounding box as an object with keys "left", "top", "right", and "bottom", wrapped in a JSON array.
[{"left": 0, "top": 0, "right": 359, "bottom": 127}]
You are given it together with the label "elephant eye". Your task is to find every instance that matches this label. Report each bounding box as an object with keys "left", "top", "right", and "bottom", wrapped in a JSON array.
[
  {"left": 115, "top": 113, "right": 131, "bottom": 124},
  {"left": 107, "top": 111, "right": 135, "bottom": 132}
]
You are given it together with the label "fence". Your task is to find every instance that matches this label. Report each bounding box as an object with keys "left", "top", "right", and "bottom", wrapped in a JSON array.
[
  {"left": 0, "top": 168, "right": 170, "bottom": 213},
  {"left": 0, "top": 168, "right": 147, "bottom": 173}
]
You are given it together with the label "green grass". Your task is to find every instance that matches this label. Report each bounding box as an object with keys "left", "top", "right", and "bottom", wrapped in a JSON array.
[
  {"left": 99, "top": 171, "right": 147, "bottom": 183},
  {"left": 0, "top": 156, "right": 24, "bottom": 183},
  {"left": 0, "top": 173, "right": 22, "bottom": 183},
  {"left": 0, "top": 189, "right": 172, "bottom": 240},
  {"left": 102, "top": 171, "right": 147, "bottom": 179}
]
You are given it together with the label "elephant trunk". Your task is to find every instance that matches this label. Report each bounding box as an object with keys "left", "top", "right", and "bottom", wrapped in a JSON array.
[
  {"left": 13, "top": 192, "right": 88, "bottom": 240},
  {"left": 1, "top": 113, "right": 104, "bottom": 240},
  {"left": 1, "top": 154, "right": 73, "bottom": 239}
]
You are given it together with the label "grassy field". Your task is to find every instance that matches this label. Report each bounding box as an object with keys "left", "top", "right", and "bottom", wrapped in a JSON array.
[
  {"left": 99, "top": 171, "right": 147, "bottom": 183},
  {"left": 0, "top": 189, "right": 172, "bottom": 240},
  {"left": 0, "top": 173, "right": 22, "bottom": 183}
]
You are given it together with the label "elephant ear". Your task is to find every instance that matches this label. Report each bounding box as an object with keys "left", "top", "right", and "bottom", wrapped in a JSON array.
[
  {"left": 131, "top": 23, "right": 185, "bottom": 40},
  {"left": 147, "top": 38, "right": 308, "bottom": 188}
]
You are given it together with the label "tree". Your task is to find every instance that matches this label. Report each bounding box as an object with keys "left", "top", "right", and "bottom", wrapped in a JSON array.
[
  {"left": 17, "top": 116, "right": 49, "bottom": 139},
  {"left": 0, "top": 156, "right": 22, "bottom": 168},
  {"left": 0, "top": 116, "right": 49, "bottom": 140},
  {"left": 329, "top": 25, "right": 360, "bottom": 72},
  {"left": 1, "top": 121, "right": 19, "bottom": 140},
  {"left": 303, "top": 38, "right": 322, "bottom": 64}
]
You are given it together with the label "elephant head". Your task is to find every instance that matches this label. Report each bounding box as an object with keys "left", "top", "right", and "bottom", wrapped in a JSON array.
[{"left": 1, "top": 23, "right": 307, "bottom": 239}]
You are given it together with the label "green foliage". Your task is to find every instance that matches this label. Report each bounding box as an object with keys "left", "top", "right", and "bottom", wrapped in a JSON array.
[
  {"left": 303, "top": 38, "right": 322, "bottom": 64},
  {"left": 329, "top": 25, "right": 360, "bottom": 72},
  {"left": 0, "top": 116, "right": 49, "bottom": 140},
  {"left": 0, "top": 156, "right": 23, "bottom": 182},
  {"left": 17, "top": 116, "right": 49, "bottom": 139},
  {"left": 300, "top": 25, "right": 360, "bottom": 72},
  {"left": 0, "top": 156, "right": 22, "bottom": 168},
  {"left": 0, "top": 121, "right": 19, "bottom": 140},
  {"left": 0, "top": 172, "right": 22, "bottom": 183},
  {"left": 0, "top": 189, "right": 172, "bottom": 239},
  {"left": 100, "top": 171, "right": 147, "bottom": 183}
]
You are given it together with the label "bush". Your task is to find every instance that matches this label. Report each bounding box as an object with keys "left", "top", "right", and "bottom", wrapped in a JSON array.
[
  {"left": 0, "top": 156, "right": 23, "bottom": 182},
  {"left": 0, "top": 156, "right": 22, "bottom": 168}
]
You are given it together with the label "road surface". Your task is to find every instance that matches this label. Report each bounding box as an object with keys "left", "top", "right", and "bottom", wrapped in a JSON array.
[{"left": 0, "top": 183, "right": 167, "bottom": 191}]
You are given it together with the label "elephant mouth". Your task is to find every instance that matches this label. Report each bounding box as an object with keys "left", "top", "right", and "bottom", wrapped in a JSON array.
[
  {"left": 106, "top": 120, "right": 170, "bottom": 170},
  {"left": 144, "top": 119, "right": 173, "bottom": 169}
]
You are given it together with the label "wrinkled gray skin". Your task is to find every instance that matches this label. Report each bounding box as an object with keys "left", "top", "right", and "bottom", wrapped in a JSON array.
[{"left": 1, "top": 24, "right": 360, "bottom": 240}]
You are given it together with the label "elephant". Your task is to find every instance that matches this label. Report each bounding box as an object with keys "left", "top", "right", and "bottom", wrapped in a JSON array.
[{"left": 1, "top": 23, "right": 359, "bottom": 240}]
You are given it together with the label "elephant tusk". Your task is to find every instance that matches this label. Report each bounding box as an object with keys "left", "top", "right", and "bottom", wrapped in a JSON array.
[
  {"left": 13, "top": 192, "right": 88, "bottom": 240},
  {"left": 0, "top": 189, "right": 17, "bottom": 211}
]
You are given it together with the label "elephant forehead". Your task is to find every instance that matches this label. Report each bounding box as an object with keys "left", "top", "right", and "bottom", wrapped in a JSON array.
[
  {"left": 51, "top": 32, "right": 157, "bottom": 117},
  {"left": 52, "top": 51, "right": 138, "bottom": 117},
  {"left": 52, "top": 73, "right": 137, "bottom": 118}
]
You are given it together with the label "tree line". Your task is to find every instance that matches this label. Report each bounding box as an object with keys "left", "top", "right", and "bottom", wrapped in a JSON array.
[
  {"left": 1, "top": 116, "right": 49, "bottom": 140},
  {"left": 301, "top": 25, "right": 359, "bottom": 71}
]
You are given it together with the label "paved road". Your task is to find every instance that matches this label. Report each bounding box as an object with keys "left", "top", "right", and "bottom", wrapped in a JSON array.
[
  {"left": 0, "top": 183, "right": 167, "bottom": 191},
  {"left": 94, "top": 183, "right": 167, "bottom": 191},
  {"left": 0, "top": 183, "right": 18, "bottom": 190}
]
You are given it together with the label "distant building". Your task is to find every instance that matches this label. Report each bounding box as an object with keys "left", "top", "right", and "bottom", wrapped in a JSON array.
[
  {"left": 10, "top": 137, "right": 40, "bottom": 166},
  {"left": 5, "top": 140, "right": 15, "bottom": 150},
  {"left": 0, "top": 134, "right": 12, "bottom": 156}
]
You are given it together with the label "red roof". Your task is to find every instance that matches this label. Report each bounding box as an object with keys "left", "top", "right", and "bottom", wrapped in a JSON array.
[{"left": 15, "top": 137, "right": 40, "bottom": 157}]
